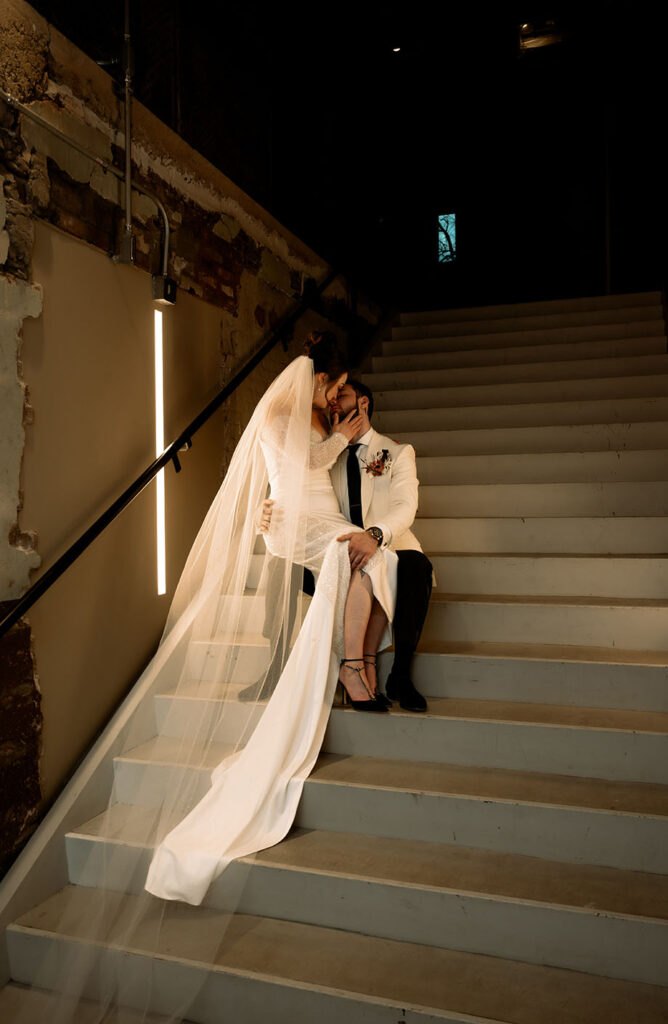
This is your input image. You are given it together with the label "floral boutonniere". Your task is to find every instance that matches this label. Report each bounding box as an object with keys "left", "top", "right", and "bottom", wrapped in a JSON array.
[{"left": 363, "top": 449, "right": 392, "bottom": 476}]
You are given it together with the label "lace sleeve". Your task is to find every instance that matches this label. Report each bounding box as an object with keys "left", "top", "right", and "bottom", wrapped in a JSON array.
[{"left": 309, "top": 430, "right": 348, "bottom": 470}]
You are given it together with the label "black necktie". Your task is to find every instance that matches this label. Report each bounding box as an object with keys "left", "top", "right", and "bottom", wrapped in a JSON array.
[{"left": 347, "top": 443, "right": 364, "bottom": 527}]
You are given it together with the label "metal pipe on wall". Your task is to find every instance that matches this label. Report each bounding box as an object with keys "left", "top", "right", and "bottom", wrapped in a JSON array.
[
  {"left": 119, "top": 0, "right": 135, "bottom": 263},
  {"left": 0, "top": 89, "right": 172, "bottom": 287}
]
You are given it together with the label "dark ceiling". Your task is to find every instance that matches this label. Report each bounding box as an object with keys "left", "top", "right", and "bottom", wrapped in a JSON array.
[{"left": 28, "top": 1, "right": 668, "bottom": 309}]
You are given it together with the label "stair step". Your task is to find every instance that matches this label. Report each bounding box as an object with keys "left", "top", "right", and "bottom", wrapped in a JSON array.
[
  {"left": 365, "top": 352, "right": 668, "bottom": 393},
  {"left": 374, "top": 373, "right": 668, "bottom": 413},
  {"left": 394, "top": 421, "right": 668, "bottom": 456},
  {"left": 152, "top": 670, "right": 668, "bottom": 748},
  {"left": 323, "top": 697, "right": 668, "bottom": 782},
  {"left": 415, "top": 449, "right": 668, "bottom": 484},
  {"left": 373, "top": 335, "right": 667, "bottom": 373},
  {"left": 398, "top": 291, "right": 663, "bottom": 326},
  {"left": 386, "top": 318, "right": 665, "bottom": 352},
  {"left": 392, "top": 307, "right": 664, "bottom": 343},
  {"left": 68, "top": 797, "right": 668, "bottom": 897},
  {"left": 421, "top": 591, "right": 668, "bottom": 650},
  {"left": 9, "top": 885, "right": 668, "bottom": 1023},
  {"left": 413, "top": 515, "right": 668, "bottom": 554},
  {"left": 427, "top": 553, "right": 668, "bottom": 598},
  {"left": 418, "top": 480, "right": 668, "bottom": 516},
  {"left": 379, "top": 645, "right": 668, "bottom": 710},
  {"left": 374, "top": 395, "right": 668, "bottom": 432},
  {"left": 113, "top": 689, "right": 668, "bottom": 792},
  {"left": 298, "top": 754, "right": 668, "bottom": 871}
]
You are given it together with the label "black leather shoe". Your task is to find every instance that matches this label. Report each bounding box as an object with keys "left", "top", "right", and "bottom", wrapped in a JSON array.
[
  {"left": 238, "top": 672, "right": 279, "bottom": 702},
  {"left": 385, "top": 675, "right": 427, "bottom": 713},
  {"left": 374, "top": 689, "right": 393, "bottom": 709}
]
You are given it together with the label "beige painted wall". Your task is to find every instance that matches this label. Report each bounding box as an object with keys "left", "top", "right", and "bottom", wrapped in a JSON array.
[{"left": 19, "top": 221, "right": 307, "bottom": 803}]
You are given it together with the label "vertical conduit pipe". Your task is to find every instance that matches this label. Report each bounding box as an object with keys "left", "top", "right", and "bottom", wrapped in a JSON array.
[{"left": 120, "top": 0, "right": 135, "bottom": 262}]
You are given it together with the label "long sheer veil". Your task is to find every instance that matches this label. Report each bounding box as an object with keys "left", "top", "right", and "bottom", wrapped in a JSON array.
[{"left": 8, "top": 354, "right": 317, "bottom": 1021}]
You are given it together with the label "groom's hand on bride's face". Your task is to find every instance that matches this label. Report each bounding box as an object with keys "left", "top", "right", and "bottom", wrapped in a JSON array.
[{"left": 337, "top": 530, "right": 379, "bottom": 570}]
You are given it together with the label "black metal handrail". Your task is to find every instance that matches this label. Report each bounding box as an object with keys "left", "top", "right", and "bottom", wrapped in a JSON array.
[{"left": 0, "top": 268, "right": 341, "bottom": 639}]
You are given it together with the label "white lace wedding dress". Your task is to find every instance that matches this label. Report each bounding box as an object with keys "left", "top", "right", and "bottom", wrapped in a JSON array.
[{"left": 144, "top": 427, "right": 397, "bottom": 905}]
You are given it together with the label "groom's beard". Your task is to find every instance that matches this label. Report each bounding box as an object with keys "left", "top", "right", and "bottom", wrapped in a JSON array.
[{"left": 330, "top": 401, "right": 356, "bottom": 423}]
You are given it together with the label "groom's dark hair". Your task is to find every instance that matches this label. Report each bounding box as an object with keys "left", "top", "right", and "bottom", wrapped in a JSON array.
[{"left": 348, "top": 379, "right": 374, "bottom": 419}]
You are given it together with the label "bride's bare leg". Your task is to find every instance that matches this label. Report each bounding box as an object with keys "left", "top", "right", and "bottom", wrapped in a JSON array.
[
  {"left": 362, "top": 598, "right": 388, "bottom": 694},
  {"left": 341, "top": 569, "right": 375, "bottom": 700}
]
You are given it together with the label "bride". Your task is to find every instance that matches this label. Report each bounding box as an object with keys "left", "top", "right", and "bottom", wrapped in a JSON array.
[{"left": 143, "top": 331, "right": 397, "bottom": 906}]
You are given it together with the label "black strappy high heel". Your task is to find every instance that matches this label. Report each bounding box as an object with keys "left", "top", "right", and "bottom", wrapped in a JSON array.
[
  {"left": 336, "top": 658, "right": 388, "bottom": 712},
  {"left": 363, "top": 654, "right": 392, "bottom": 708}
]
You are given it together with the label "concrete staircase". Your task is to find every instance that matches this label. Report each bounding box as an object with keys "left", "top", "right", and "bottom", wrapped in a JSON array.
[{"left": 3, "top": 291, "right": 668, "bottom": 1022}]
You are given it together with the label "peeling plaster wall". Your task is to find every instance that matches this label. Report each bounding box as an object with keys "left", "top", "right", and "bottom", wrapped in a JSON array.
[
  {"left": 0, "top": 248, "right": 42, "bottom": 873},
  {"left": 0, "top": 275, "right": 41, "bottom": 596},
  {"left": 0, "top": 0, "right": 381, "bottom": 866}
]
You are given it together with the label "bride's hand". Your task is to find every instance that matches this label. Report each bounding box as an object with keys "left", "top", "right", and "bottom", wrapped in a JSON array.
[{"left": 331, "top": 409, "right": 364, "bottom": 442}]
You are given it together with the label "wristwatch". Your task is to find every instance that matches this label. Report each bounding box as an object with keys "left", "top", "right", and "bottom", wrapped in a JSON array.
[{"left": 365, "top": 526, "right": 384, "bottom": 547}]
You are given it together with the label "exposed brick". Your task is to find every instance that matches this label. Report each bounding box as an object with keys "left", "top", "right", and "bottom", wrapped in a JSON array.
[
  {"left": 0, "top": 602, "right": 42, "bottom": 874},
  {"left": 232, "top": 229, "right": 262, "bottom": 275},
  {"left": 52, "top": 208, "right": 89, "bottom": 242},
  {"left": 3, "top": 208, "right": 33, "bottom": 279}
]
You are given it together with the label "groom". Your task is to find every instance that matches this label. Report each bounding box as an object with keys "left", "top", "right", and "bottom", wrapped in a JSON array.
[{"left": 328, "top": 380, "right": 433, "bottom": 712}]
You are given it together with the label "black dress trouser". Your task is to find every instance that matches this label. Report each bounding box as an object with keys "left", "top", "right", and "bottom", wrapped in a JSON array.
[{"left": 390, "top": 550, "right": 434, "bottom": 679}]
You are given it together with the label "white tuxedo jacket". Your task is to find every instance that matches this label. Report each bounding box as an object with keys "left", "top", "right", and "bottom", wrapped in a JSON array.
[{"left": 330, "top": 427, "right": 423, "bottom": 554}]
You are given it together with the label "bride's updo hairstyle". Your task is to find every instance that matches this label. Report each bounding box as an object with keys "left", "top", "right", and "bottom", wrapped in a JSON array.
[{"left": 303, "top": 330, "right": 348, "bottom": 379}]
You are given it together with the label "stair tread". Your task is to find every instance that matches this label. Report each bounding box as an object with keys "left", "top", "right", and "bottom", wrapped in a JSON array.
[
  {"left": 391, "top": 316, "right": 666, "bottom": 341},
  {"left": 253, "top": 828, "right": 668, "bottom": 919},
  {"left": 419, "top": 478, "right": 668, "bottom": 491},
  {"left": 429, "top": 591, "right": 668, "bottom": 607},
  {"left": 365, "top": 352, "right": 668, "bottom": 390},
  {"left": 97, "top": 730, "right": 668, "bottom": 827},
  {"left": 376, "top": 397, "right": 668, "bottom": 432},
  {"left": 309, "top": 754, "right": 668, "bottom": 815},
  {"left": 390, "top": 422, "right": 668, "bottom": 456},
  {"left": 375, "top": 370, "right": 668, "bottom": 395},
  {"left": 374, "top": 338, "right": 667, "bottom": 373},
  {"left": 11, "top": 886, "right": 668, "bottom": 1024},
  {"left": 150, "top": 676, "right": 668, "bottom": 731},
  {"left": 116, "top": 734, "right": 234, "bottom": 768},
  {"left": 426, "top": 551, "right": 668, "bottom": 558},
  {"left": 84, "top": 740, "right": 668, "bottom": 838},
  {"left": 386, "top": 324, "right": 667, "bottom": 353},
  {"left": 417, "top": 447, "right": 668, "bottom": 463},
  {"left": 66, "top": 807, "right": 668, "bottom": 919},
  {"left": 407, "top": 639, "right": 668, "bottom": 666},
  {"left": 135, "top": 692, "right": 668, "bottom": 745}
]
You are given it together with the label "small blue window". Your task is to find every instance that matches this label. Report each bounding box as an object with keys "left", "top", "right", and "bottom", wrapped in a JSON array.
[{"left": 438, "top": 213, "right": 456, "bottom": 263}]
